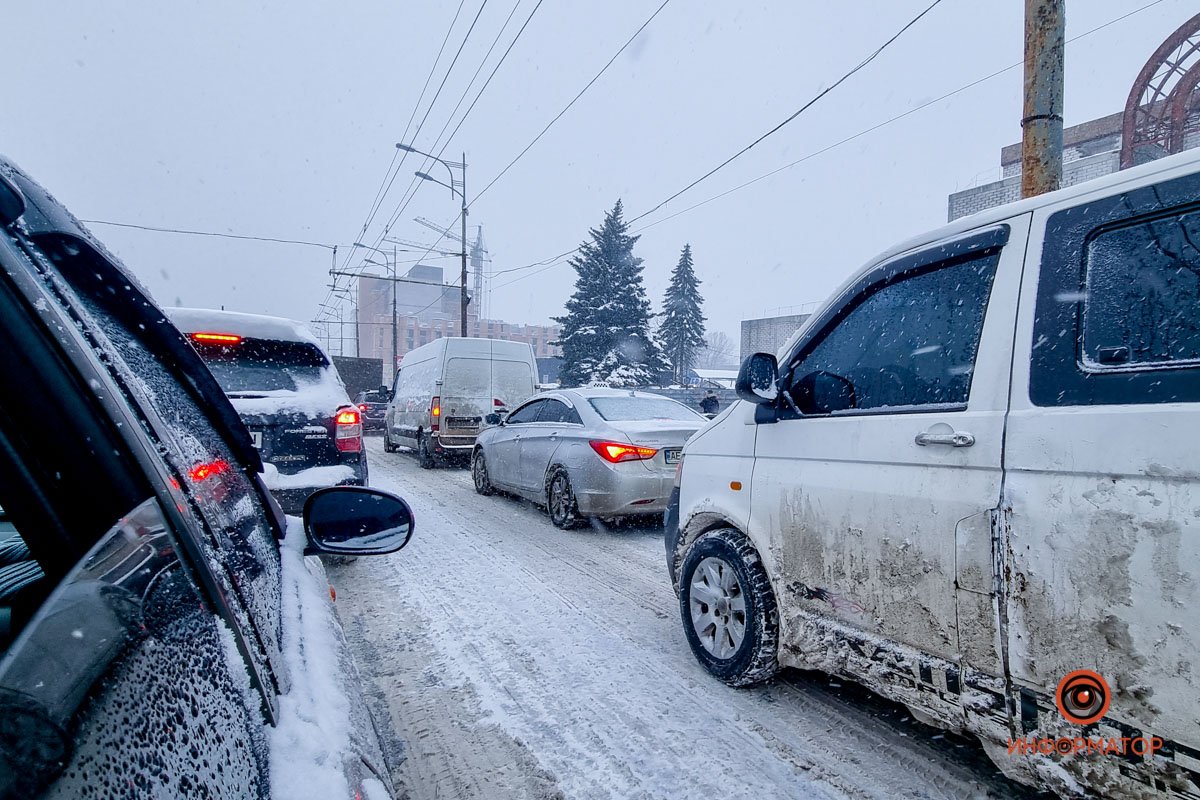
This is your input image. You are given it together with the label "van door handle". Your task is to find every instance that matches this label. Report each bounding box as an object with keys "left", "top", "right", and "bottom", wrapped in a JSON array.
[{"left": 915, "top": 430, "right": 975, "bottom": 447}]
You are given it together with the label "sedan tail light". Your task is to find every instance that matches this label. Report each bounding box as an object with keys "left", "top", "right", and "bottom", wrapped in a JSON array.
[
  {"left": 430, "top": 396, "right": 441, "bottom": 432},
  {"left": 335, "top": 406, "right": 363, "bottom": 452},
  {"left": 589, "top": 440, "right": 658, "bottom": 464}
]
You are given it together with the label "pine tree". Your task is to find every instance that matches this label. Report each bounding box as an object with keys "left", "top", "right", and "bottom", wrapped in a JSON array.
[
  {"left": 555, "top": 200, "right": 664, "bottom": 387},
  {"left": 657, "top": 244, "right": 706, "bottom": 385}
]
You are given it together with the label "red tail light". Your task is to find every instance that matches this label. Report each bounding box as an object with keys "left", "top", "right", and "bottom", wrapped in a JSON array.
[
  {"left": 430, "top": 396, "right": 441, "bottom": 432},
  {"left": 358, "top": 403, "right": 369, "bottom": 412},
  {"left": 494, "top": 398, "right": 506, "bottom": 407},
  {"left": 191, "top": 332, "right": 242, "bottom": 345},
  {"left": 188, "top": 459, "right": 230, "bottom": 482},
  {"left": 589, "top": 440, "right": 658, "bottom": 463},
  {"left": 335, "top": 406, "right": 362, "bottom": 452}
]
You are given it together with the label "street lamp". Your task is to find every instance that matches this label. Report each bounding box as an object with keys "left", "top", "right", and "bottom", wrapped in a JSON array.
[
  {"left": 353, "top": 241, "right": 398, "bottom": 379},
  {"left": 397, "top": 142, "right": 469, "bottom": 337}
]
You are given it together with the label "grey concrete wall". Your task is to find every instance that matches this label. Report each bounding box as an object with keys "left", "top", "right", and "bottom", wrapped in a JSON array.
[{"left": 740, "top": 314, "right": 810, "bottom": 362}]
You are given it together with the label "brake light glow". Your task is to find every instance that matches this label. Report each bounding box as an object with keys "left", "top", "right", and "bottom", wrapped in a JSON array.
[
  {"left": 191, "top": 332, "right": 242, "bottom": 345},
  {"left": 430, "top": 396, "right": 441, "bottom": 432},
  {"left": 589, "top": 440, "right": 658, "bottom": 464},
  {"left": 358, "top": 404, "right": 369, "bottom": 412},
  {"left": 335, "top": 406, "right": 363, "bottom": 452},
  {"left": 188, "top": 459, "right": 230, "bottom": 482},
  {"left": 494, "top": 398, "right": 506, "bottom": 407}
]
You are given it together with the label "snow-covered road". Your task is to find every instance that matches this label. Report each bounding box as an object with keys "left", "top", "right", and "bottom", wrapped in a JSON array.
[{"left": 327, "top": 438, "right": 1036, "bottom": 800}]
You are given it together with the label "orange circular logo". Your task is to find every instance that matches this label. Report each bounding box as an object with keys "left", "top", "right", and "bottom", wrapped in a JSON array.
[{"left": 1055, "top": 670, "right": 1110, "bottom": 725}]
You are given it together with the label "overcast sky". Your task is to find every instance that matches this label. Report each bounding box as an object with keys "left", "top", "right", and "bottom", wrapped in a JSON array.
[{"left": 4, "top": 1, "right": 1192, "bottom": 353}]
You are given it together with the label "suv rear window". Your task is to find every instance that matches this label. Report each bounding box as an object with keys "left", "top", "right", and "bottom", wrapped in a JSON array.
[
  {"left": 588, "top": 396, "right": 702, "bottom": 422},
  {"left": 193, "top": 339, "right": 327, "bottom": 393}
]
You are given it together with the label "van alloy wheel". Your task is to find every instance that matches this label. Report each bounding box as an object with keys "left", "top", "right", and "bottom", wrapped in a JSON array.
[
  {"left": 383, "top": 427, "right": 397, "bottom": 453},
  {"left": 417, "top": 433, "right": 435, "bottom": 469},
  {"left": 689, "top": 557, "right": 747, "bottom": 659},
  {"left": 678, "top": 528, "right": 779, "bottom": 686}
]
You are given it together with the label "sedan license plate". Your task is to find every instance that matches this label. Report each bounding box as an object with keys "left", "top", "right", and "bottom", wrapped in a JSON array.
[
  {"left": 250, "top": 430, "right": 263, "bottom": 448},
  {"left": 664, "top": 448, "right": 682, "bottom": 465}
]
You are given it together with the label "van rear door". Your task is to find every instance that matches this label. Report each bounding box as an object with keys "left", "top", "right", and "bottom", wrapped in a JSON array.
[{"left": 1003, "top": 169, "right": 1200, "bottom": 771}]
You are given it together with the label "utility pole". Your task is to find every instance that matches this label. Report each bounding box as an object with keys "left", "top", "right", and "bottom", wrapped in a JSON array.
[
  {"left": 1021, "top": 0, "right": 1065, "bottom": 198},
  {"left": 459, "top": 152, "right": 468, "bottom": 337}
]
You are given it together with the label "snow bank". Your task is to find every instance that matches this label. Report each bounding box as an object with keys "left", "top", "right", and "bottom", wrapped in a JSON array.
[
  {"left": 261, "top": 462, "right": 355, "bottom": 491},
  {"left": 268, "top": 518, "right": 356, "bottom": 799}
]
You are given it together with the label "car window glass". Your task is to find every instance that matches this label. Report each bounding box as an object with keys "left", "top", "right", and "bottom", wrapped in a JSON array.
[
  {"left": 536, "top": 399, "right": 581, "bottom": 424},
  {"left": 0, "top": 505, "right": 47, "bottom": 654},
  {"left": 506, "top": 400, "right": 544, "bottom": 424},
  {"left": 1083, "top": 209, "right": 1200, "bottom": 368},
  {"left": 68, "top": 294, "right": 284, "bottom": 677},
  {"left": 588, "top": 396, "right": 704, "bottom": 422},
  {"left": 193, "top": 338, "right": 326, "bottom": 394},
  {"left": 444, "top": 357, "right": 491, "bottom": 396},
  {"left": 787, "top": 255, "right": 998, "bottom": 412}
]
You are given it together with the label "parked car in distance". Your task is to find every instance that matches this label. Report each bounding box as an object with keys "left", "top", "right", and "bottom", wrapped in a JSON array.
[
  {"left": 168, "top": 307, "right": 368, "bottom": 513},
  {"left": 0, "top": 157, "right": 409, "bottom": 798},
  {"left": 355, "top": 387, "right": 390, "bottom": 432},
  {"left": 666, "top": 147, "right": 1200, "bottom": 799},
  {"left": 385, "top": 337, "right": 537, "bottom": 468},
  {"left": 473, "top": 388, "right": 706, "bottom": 528}
]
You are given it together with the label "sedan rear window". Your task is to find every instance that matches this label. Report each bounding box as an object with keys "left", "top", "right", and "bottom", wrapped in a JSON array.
[
  {"left": 588, "top": 396, "right": 703, "bottom": 422},
  {"left": 193, "top": 339, "right": 327, "bottom": 393}
]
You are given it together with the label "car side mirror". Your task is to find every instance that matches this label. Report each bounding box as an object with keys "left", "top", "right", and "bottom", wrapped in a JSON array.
[
  {"left": 793, "top": 370, "right": 856, "bottom": 415},
  {"left": 302, "top": 486, "right": 414, "bottom": 556},
  {"left": 735, "top": 352, "right": 779, "bottom": 405},
  {"left": 485, "top": 413, "right": 502, "bottom": 426}
]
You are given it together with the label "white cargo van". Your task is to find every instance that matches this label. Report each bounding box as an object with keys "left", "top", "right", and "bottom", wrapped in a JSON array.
[
  {"left": 383, "top": 337, "right": 537, "bottom": 467},
  {"left": 666, "top": 148, "right": 1200, "bottom": 798}
]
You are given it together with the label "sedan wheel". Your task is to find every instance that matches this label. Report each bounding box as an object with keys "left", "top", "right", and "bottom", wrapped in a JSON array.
[
  {"left": 546, "top": 470, "right": 582, "bottom": 529},
  {"left": 472, "top": 449, "right": 495, "bottom": 495}
]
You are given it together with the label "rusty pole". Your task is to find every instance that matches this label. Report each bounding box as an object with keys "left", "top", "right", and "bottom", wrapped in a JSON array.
[{"left": 1021, "top": 0, "right": 1065, "bottom": 198}]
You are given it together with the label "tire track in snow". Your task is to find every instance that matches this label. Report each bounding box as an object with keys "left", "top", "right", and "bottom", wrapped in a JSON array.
[{"left": 332, "top": 439, "right": 1037, "bottom": 800}]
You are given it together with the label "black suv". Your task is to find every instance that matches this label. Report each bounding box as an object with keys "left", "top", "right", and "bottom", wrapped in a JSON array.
[
  {"left": 168, "top": 307, "right": 369, "bottom": 513},
  {"left": 0, "top": 157, "right": 406, "bottom": 798}
]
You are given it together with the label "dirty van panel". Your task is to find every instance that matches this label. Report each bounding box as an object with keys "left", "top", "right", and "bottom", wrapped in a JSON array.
[
  {"left": 1004, "top": 185, "right": 1200, "bottom": 789},
  {"left": 751, "top": 229, "right": 1024, "bottom": 697},
  {"left": 492, "top": 359, "right": 536, "bottom": 409}
]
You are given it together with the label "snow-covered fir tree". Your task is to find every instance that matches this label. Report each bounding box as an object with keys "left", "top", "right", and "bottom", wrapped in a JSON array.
[
  {"left": 555, "top": 200, "right": 664, "bottom": 387},
  {"left": 657, "top": 244, "right": 706, "bottom": 385}
]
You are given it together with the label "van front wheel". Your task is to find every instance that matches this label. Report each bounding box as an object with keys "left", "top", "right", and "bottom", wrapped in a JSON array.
[{"left": 679, "top": 528, "right": 780, "bottom": 687}]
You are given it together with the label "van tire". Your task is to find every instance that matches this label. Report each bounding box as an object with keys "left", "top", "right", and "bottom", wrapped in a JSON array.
[
  {"left": 546, "top": 468, "right": 582, "bottom": 529},
  {"left": 678, "top": 528, "right": 780, "bottom": 687},
  {"left": 472, "top": 448, "right": 495, "bottom": 495},
  {"left": 417, "top": 433, "right": 436, "bottom": 469},
  {"left": 383, "top": 428, "right": 398, "bottom": 453}
]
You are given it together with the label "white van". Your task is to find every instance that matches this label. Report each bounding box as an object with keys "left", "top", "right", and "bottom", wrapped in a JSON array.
[
  {"left": 383, "top": 337, "right": 537, "bottom": 467},
  {"left": 666, "top": 148, "right": 1200, "bottom": 798}
]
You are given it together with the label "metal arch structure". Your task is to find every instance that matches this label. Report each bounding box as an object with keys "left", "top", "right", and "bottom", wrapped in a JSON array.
[{"left": 1121, "top": 13, "right": 1200, "bottom": 169}]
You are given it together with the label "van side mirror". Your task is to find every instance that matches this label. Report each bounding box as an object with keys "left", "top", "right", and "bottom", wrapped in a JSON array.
[
  {"left": 793, "top": 370, "right": 856, "bottom": 415},
  {"left": 302, "top": 487, "right": 414, "bottom": 556},
  {"left": 735, "top": 352, "right": 779, "bottom": 405}
]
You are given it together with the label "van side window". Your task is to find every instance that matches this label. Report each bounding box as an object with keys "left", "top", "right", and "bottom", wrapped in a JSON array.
[
  {"left": 1083, "top": 210, "right": 1200, "bottom": 369},
  {"left": 1031, "top": 170, "right": 1200, "bottom": 407},
  {"left": 785, "top": 255, "right": 998, "bottom": 413}
]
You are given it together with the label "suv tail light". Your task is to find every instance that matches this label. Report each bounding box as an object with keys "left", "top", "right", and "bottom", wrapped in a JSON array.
[
  {"left": 430, "top": 396, "right": 441, "bottom": 433},
  {"left": 589, "top": 440, "right": 658, "bottom": 464},
  {"left": 335, "top": 406, "right": 362, "bottom": 452}
]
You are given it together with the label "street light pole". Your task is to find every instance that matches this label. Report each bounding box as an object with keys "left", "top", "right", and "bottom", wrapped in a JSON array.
[
  {"left": 397, "top": 142, "right": 470, "bottom": 337},
  {"left": 353, "top": 242, "right": 397, "bottom": 379}
]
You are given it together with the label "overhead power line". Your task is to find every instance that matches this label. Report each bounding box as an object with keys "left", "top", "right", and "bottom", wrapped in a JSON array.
[
  {"left": 487, "top": 0, "right": 1170, "bottom": 289},
  {"left": 81, "top": 219, "right": 338, "bottom": 250},
  {"left": 627, "top": 0, "right": 946, "bottom": 225}
]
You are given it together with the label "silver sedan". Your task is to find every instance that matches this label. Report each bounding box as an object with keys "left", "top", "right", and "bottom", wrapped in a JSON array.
[{"left": 471, "top": 388, "right": 707, "bottom": 528}]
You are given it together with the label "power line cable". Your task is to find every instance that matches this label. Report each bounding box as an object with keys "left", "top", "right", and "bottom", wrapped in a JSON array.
[
  {"left": 469, "top": 0, "right": 674, "bottom": 206},
  {"left": 627, "top": 0, "right": 945, "bottom": 225},
  {"left": 487, "top": 0, "right": 1170, "bottom": 287},
  {"left": 82, "top": 219, "right": 337, "bottom": 250}
]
